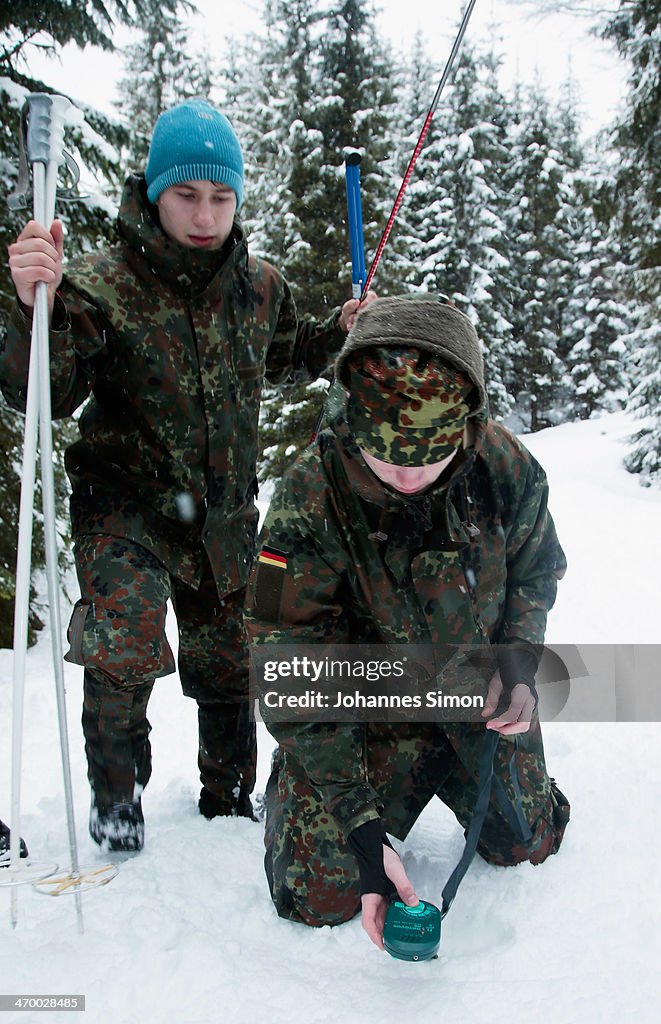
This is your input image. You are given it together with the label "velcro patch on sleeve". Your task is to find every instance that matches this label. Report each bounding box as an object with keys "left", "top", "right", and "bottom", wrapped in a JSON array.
[{"left": 253, "top": 546, "right": 288, "bottom": 622}]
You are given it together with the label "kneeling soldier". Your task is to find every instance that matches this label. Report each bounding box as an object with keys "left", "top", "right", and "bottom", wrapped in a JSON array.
[{"left": 245, "top": 296, "right": 570, "bottom": 949}]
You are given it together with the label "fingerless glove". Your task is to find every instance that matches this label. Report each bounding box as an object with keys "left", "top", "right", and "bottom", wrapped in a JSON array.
[{"left": 346, "top": 819, "right": 396, "bottom": 897}]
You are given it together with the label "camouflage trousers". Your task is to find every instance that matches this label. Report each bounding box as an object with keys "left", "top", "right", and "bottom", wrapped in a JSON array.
[
  {"left": 66, "top": 535, "right": 255, "bottom": 809},
  {"left": 264, "top": 720, "right": 570, "bottom": 926}
]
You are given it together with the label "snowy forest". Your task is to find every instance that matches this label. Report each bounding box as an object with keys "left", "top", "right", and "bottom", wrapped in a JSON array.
[{"left": 0, "top": 0, "right": 659, "bottom": 647}]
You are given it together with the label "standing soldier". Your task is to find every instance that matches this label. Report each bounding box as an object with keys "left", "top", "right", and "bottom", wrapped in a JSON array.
[
  {"left": 245, "top": 295, "right": 570, "bottom": 948},
  {"left": 2, "top": 99, "right": 367, "bottom": 852}
]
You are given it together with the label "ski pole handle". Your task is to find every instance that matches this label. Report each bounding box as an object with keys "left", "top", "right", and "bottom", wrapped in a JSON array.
[
  {"left": 24, "top": 93, "right": 71, "bottom": 173},
  {"left": 344, "top": 149, "right": 367, "bottom": 300},
  {"left": 8, "top": 94, "right": 83, "bottom": 214},
  {"left": 309, "top": 148, "right": 367, "bottom": 443}
]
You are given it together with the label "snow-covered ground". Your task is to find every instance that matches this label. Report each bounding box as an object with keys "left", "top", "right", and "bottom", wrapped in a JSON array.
[{"left": 1, "top": 410, "right": 660, "bottom": 1024}]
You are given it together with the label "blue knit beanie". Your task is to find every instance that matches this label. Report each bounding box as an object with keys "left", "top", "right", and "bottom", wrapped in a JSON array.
[{"left": 145, "top": 100, "right": 244, "bottom": 208}]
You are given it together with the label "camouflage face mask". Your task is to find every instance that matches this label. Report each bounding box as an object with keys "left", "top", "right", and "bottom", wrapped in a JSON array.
[{"left": 345, "top": 346, "right": 474, "bottom": 466}]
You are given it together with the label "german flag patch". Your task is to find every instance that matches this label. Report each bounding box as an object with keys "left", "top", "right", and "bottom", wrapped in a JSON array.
[
  {"left": 258, "top": 545, "right": 288, "bottom": 570},
  {"left": 254, "top": 545, "right": 288, "bottom": 622}
]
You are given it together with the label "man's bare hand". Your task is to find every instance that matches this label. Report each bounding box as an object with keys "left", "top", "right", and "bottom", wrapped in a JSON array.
[
  {"left": 339, "top": 290, "right": 378, "bottom": 333},
  {"left": 482, "top": 671, "right": 534, "bottom": 735},
  {"left": 8, "top": 219, "right": 64, "bottom": 316},
  {"left": 361, "top": 844, "right": 418, "bottom": 950}
]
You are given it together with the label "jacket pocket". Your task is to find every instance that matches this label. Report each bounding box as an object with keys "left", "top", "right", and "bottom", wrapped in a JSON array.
[{"left": 64, "top": 600, "right": 91, "bottom": 666}]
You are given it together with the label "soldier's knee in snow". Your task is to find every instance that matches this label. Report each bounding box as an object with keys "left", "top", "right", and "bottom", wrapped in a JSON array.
[
  {"left": 269, "top": 882, "right": 360, "bottom": 928},
  {"left": 478, "top": 787, "right": 570, "bottom": 868}
]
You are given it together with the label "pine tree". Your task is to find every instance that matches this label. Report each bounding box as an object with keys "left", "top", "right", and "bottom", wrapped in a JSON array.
[
  {"left": 543, "top": 74, "right": 605, "bottom": 420},
  {"left": 115, "top": 1, "right": 210, "bottom": 174},
  {"left": 561, "top": 94, "right": 633, "bottom": 423},
  {"left": 458, "top": 41, "right": 518, "bottom": 421},
  {"left": 222, "top": 0, "right": 323, "bottom": 257},
  {"left": 602, "top": 0, "right": 659, "bottom": 272},
  {"left": 602, "top": 0, "right": 660, "bottom": 484},
  {"left": 564, "top": 214, "right": 631, "bottom": 419},
  {"left": 221, "top": 0, "right": 326, "bottom": 485},
  {"left": 397, "top": 34, "right": 516, "bottom": 419},
  {"left": 623, "top": 278, "right": 661, "bottom": 485},
  {"left": 504, "top": 78, "right": 580, "bottom": 430},
  {"left": 231, "top": 0, "right": 399, "bottom": 482},
  {"left": 387, "top": 31, "right": 436, "bottom": 292},
  {"left": 0, "top": 0, "right": 180, "bottom": 646},
  {"left": 307, "top": 0, "right": 398, "bottom": 308}
]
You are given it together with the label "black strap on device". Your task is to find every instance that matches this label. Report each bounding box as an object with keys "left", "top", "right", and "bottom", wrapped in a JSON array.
[{"left": 440, "top": 728, "right": 501, "bottom": 918}]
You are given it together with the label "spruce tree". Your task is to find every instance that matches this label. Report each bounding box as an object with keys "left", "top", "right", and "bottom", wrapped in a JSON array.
[
  {"left": 543, "top": 74, "right": 604, "bottom": 420},
  {"left": 115, "top": 1, "right": 210, "bottom": 174},
  {"left": 387, "top": 31, "right": 437, "bottom": 293},
  {"left": 564, "top": 214, "right": 631, "bottom": 419},
  {"left": 623, "top": 281, "right": 661, "bottom": 485},
  {"left": 504, "top": 79, "right": 579, "bottom": 430},
  {"left": 306, "top": 0, "right": 398, "bottom": 308},
  {"left": 234, "top": 0, "right": 399, "bottom": 482},
  {"left": 561, "top": 99, "right": 633, "bottom": 423},
  {"left": 397, "top": 34, "right": 516, "bottom": 419},
  {"left": 602, "top": 0, "right": 660, "bottom": 484},
  {"left": 222, "top": 0, "right": 325, "bottom": 485}
]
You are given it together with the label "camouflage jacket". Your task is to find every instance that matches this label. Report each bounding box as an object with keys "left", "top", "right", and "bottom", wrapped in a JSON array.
[
  {"left": 0, "top": 176, "right": 345, "bottom": 595},
  {"left": 245, "top": 380, "right": 567, "bottom": 836}
]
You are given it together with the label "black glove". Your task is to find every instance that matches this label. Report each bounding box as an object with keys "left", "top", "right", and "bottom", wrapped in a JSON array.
[{"left": 346, "top": 819, "right": 396, "bottom": 897}]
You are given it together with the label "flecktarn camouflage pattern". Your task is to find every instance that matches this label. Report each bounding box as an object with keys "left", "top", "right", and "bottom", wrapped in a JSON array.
[
  {"left": 68, "top": 536, "right": 254, "bottom": 821},
  {"left": 1, "top": 174, "right": 345, "bottom": 598},
  {"left": 264, "top": 727, "right": 570, "bottom": 926},
  {"left": 344, "top": 346, "right": 474, "bottom": 465},
  {"left": 0, "top": 174, "right": 345, "bottom": 842},
  {"left": 246, "top": 295, "right": 570, "bottom": 925}
]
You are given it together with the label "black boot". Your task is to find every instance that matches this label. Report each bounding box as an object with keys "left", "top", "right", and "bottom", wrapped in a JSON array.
[
  {"left": 197, "top": 700, "right": 257, "bottom": 821},
  {"left": 83, "top": 671, "right": 152, "bottom": 852},
  {"left": 0, "top": 819, "right": 28, "bottom": 861},
  {"left": 89, "top": 797, "right": 144, "bottom": 853},
  {"left": 198, "top": 783, "right": 258, "bottom": 822}
]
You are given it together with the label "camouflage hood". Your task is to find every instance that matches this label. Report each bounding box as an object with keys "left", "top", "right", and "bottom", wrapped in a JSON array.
[
  {"left": 116, "top": 174, "right": 246, "bottom": 299},
  {"left": 326, "top": 296, "right": 487, "bottom": 467}
]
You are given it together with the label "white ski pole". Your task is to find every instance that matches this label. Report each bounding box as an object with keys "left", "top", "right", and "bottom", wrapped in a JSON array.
[
  {"left": 8, "top": 94, "right": 81, "bottom": 930},
  {"left": 37, "top": 94, "right": 87, "bottom": 933}
]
